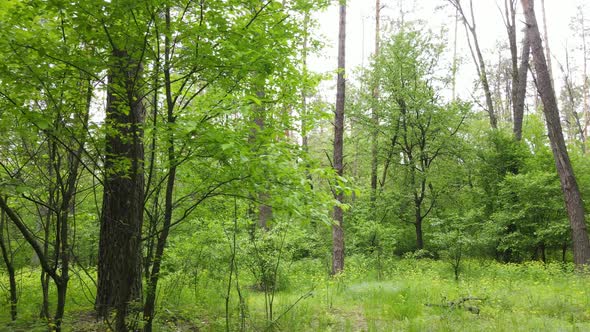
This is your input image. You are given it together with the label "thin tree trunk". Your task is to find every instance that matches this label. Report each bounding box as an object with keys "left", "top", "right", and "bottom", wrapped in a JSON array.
[
  {"left": 0, "top": 209, "right": 17, "bottom": 321},
  {"left": 452, "top": 8, "right": 459, "bottom": 101},
  {"left": 561, "top": 51, "right": 587, "bottom": 152},
  {"left": 370, "top": 0, "right": 381, "bottom": 206},
  {"left": 471, "top": 24, "right": 496, "bottom": 127},
  {"left": 143, "top": 47, "right": 177, "bottom": 330},
  {"left": 414, "top": 207, "right": 423, "bottom": 250},
  {"left": 580, "top": 7, "right": 589, "bottom": 148},
  {"left": 450, "top": 0, "right": 497, "bottom": 128},
  {"left": 332, "top": 0, "right": 346, "bottom": 275},
  {"left": 504, "top": 0, "right": 530, "bottom": 140},
  {"left": 522, "top": 0, "right": 590, "bottom": 266},
  {"left": 540, "top": 0, "right": 554, "bottom": 86},
  {"left": 301, "top": 12, "right": 310, "bottom": 151},
  {"left": 514, "top": 32, "right": 530, "bottom": 141}
]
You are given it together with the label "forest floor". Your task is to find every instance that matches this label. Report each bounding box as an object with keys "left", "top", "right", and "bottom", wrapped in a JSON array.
[{"left": 1, "top": 257, "right": 589, "bottom": 331}]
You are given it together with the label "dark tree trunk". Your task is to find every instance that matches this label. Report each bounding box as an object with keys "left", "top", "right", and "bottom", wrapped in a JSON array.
[
  {"left": 332, "top": 1, "right": 346, "bottom": 275},
  {"left": 143, "top": 9, "right": 177, "bottom": 330},
  {"left": 415, "top": 213, "right": 423, "bottom": 250},
  {"left": 413, "top": 176, "right": 426, "bottom": 250},
  {"left": 0, "top": 210, "right": 17, "bottom": 321},
  {"left": 522, "top": 0, "right": 590, "bottom": 266},
  {"left": 40, "top": 272, "right": 50, "bottom": 319},
  {"left": 96, "top": 47, "right": 146, "bottom": 328}
]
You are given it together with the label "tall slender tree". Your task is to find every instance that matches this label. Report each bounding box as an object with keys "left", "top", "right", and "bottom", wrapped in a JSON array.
[
  {"left": 448, "top": 0, "right": 497, "bottom": 129},
  {"left": 522, "top": 0, "right": 590, "bottom": 266},
  {"left": 370, "top": 0, "right": 381, "bottom": 206},
  {"left": 540, "top": 0, "right": 554, "bottom": 86},
  {"left": 571, "top": 5, "right": 589, "bottom": 147},
  {"left": 502, "top": 0, "right": 530, "bottom": 141},
  {"left": 332, "top": 0, "right": 346, "bottom": 275}
]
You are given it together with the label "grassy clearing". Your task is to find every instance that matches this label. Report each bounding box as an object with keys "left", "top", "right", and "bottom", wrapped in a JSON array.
[{"left": 1, "top": 257, "right": 589, "bottom": 331}]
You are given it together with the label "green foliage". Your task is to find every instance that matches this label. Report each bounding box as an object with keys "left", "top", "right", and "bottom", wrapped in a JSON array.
[{"left": 2, "top": 1, "right": 590, "bottom": 330}]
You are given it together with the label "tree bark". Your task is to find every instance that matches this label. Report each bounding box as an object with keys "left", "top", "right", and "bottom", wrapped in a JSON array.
[
  {"left": 522, "top": 0, "right": 590, "bottom": 266},
  {"left": 96, "top": 46, "right": 146, "bottom": 329},
  {"left": 332, "top": 1, "right": 346, "bottom": 275}
]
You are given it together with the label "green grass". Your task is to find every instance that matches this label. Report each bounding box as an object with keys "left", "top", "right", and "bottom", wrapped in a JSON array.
[{"left": 1, "top": 257, "right": 590, "bottom": 331}]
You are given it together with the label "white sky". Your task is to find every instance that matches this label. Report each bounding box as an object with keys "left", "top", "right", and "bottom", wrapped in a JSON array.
[{"left": 311, "top": 0, "right": 587, "bottom": 101}]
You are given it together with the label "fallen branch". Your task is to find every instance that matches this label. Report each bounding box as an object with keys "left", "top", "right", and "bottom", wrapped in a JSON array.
[{"left": 425, "top": 296, "right": 483, "bottom": 314}]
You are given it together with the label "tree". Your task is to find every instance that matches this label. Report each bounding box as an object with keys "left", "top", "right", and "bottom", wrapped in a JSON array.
[
  {"left": 139, "top": 1, "right": 327, "bottom": 329},
  {"left": 448, "top": 0, "right": 497, "bottom": 129},
  {"left": 372, "top": 28, "right": 467, "bottom": 250},
  {"left": 332, "top": 0, "right": 346, "bottom": 275},
  {"left": 557, "top": 50, "right": 586, "bottom": 152},
  {"left": 522, "top": 0, "right": 590, "bottom": 266},
  {"left": 370, "top": 0, "right": 382, "bottom": 206},
  {"left": 501, "top": 0, "right": 530, "bottom": 140},
  {"left": 0, "top": 3, "right": 95, "bottom": 328},
  {"left": 567, "top": 5, "right": 590, "bottom": 149},
  {"left": 95, "top": 1, "right": 148, "bottom": 328}
]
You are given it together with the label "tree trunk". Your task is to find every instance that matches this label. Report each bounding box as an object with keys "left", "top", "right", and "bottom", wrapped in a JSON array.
[
  {"left": 539, "top": 0, "right": 554, "bottom": 86},
  {"left": 55, "top": 280, "right": 68, "bottom": 331},
  {"left": 0, "top": 210, "right": 17, "bottom": 321},
  {"left": 504, "top": 0, "right": 530, "bottom": 141},
  {"left": 582, "top": 7, "right": 589, "bottom": 146},
  {"left": 522, "top": 0, "right": 590, "bottom": 266},
  {"left": 452, "top": 8, "right": 459, "bottom": 101},
  {"left": 472, "top": 30, "right": 496, "bottom": 128},
  {"left": 250, "top": 85, "right": 272, "bottom": 230},
  {"left": 514, "top": 32, "right": 530, "bottom": 141},
  {"left": 450, "top": 0, "right": 497, "bottom": 128},
  {"left": 370, "top": 0, "right": 381, "bottom": 206},
  {"left": 301, "top": 12, "right": 310, "bottom": 151},
  {"left": 332, "top": 1, "right": 346, "bottom": 275},
  {"left": 96, "top": 47, "right": 145, "bottom": 328},
  {"left": 561, "top": 51, "right": 587, "bottom": 152},
  {"left": 40, "top": 272, "right": 50, "bottom": 319},
  {"left": 415, "top": 211, "right": 424, "bottom": 250},
  {"left": 143, "top": 10, "right": 177, "bottom": 328}
]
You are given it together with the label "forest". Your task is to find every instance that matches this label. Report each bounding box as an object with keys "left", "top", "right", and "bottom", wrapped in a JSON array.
[{"left": 1, "top": 0, "right": 590, "bottom": 331}]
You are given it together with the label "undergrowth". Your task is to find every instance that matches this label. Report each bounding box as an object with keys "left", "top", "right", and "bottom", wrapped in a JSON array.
[{"left": 1, "top": 257, "right": 589, "bottom": 331}]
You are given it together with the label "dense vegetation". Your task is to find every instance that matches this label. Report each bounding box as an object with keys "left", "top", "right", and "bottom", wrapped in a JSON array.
[{"left": 1, "top": 0, "right": 590, "bottom": 331}]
